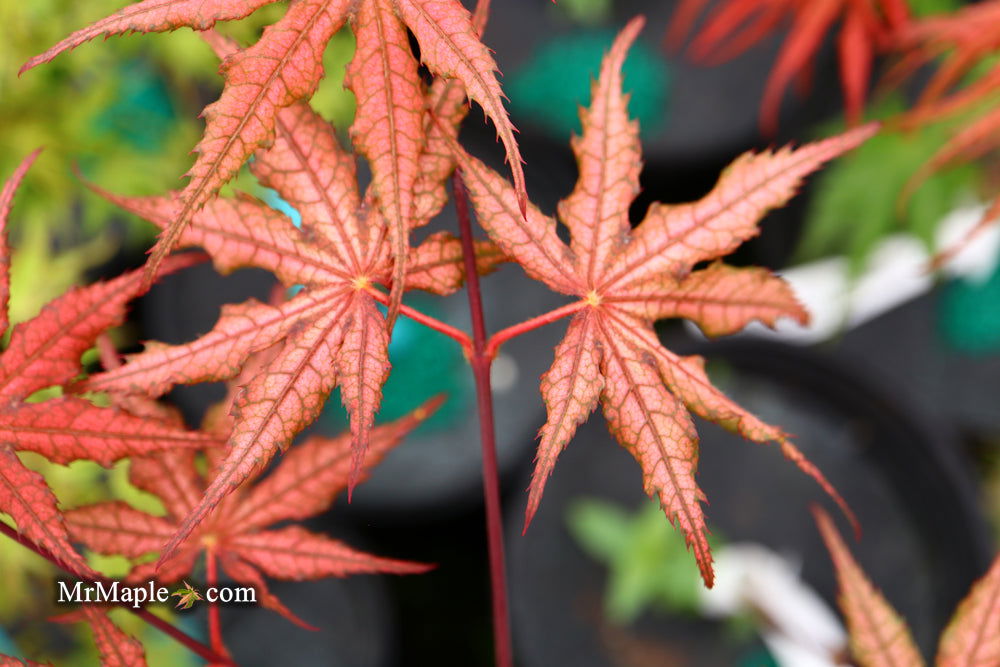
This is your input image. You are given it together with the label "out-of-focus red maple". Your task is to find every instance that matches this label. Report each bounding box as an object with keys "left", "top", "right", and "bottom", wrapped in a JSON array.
[
  {"left": 452, "top": 17, "right": 872, "bottom": 586},
  {"left": 668, "top": 0, "right": 910, "bottom": 134},
  {"left": 891, "top": 1, "right": 1000, "bottom": 260}
]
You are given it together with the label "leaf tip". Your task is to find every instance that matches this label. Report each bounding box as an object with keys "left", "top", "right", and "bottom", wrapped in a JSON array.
[
  {"left": 778, "top": 438, "right": 859, "bottom": 538},
  {"left": 412, "top": 394, "right": 446, "bottom": 422},
  {"left": 522, "top": 499, "right": 540, "bottom": 536}
]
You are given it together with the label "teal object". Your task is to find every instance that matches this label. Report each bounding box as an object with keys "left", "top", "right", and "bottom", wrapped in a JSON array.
[
  {"left": 941, "top": 259, "right": 1000, "bottom": 353},
  {"left": 263, "top": 186, "right": 303, "bottom": 227},
  {"left": 509, "top": 31, "right": 671, "bottom": 142},
  {"left": 92, "top": 61, "right": 176, "bottom": 152},
  {"left": 78, "top": 60, "right": 178, "bottom": 185},
  {"left": 0, "top": 628, "right": 17, "bottom": 658},
  {"left": 737, "top": 648, "right": 779, "bottom": 667}
]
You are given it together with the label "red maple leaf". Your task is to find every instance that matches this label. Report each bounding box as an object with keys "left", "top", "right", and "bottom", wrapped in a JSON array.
[
  {"left": 0, "top": 152, "right": 217, "bottom": 581},
  {"left": 668, "top": 0, "right": 910, "bottom": 133},
  {"left": 20, "top": 0, "right": 524, "bottom": 317},
  {"left": 52, "top": 606, "right": 148, "bottom": 667},
  {"left": 814, "top": 508, "right": 925, "bottom": 665},
  {"left": 815, "top": 506, "right": 1000, "bottom": 666},
  {"left": 936, "top": 555, "right": 1000, "bottom": 666},
  {"left": 452, "top": 17, "right": 874, "bottom": 586},
  {"left": 66, "top": 395, "right": 439, "bottom": 628},
  {"left": 77, "top": 91, "right": 504, "bottom": 565}
]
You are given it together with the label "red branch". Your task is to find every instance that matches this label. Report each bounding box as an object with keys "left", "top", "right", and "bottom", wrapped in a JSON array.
[
  {"left": 0, "top": 522, "right": 232, "bottom": 665},
  {"left": 453, "top": 171, "right": 512, "bottom": 667},
  {"left": 485, "top": 300, "right": 586, "bottom": 360},
  {"left": 365, "top": 286, "right": 474, "bottom": 356}
]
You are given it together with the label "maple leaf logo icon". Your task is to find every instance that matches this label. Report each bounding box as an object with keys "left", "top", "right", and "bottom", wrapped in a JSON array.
[{"left": 171, "top": 582, "right": 202, "bottom": 610}]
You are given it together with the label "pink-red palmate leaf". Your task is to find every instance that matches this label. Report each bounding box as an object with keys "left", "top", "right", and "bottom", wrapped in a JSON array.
[
  {"left": 57, "top": 606, "right": 148, "bottom": 667},
  {"left": 814, "top": 507, "right": 925, "bottom": 667},
  {"left": 79, "top": 93, "right": 504, "bottom": 565},
  {"left": 345, "top": 0, "right": 425, "bottom": 325},
  {"left": 454, "top": 18, "right": 872, "bottom": 586},
  {"left": 0, "top": 153, "right": 216, "bottom": 581},
  {"left": 67, "top": 398, "right": 440, "bottom": 628},
  {"left": 23, "top": 0, "right": 525, "bottom": 298},
  {"left": 817, "top": 509, "right": 1000, "bottom": 666},
  {"left": 936, "top": 553, "right": 1000, "bottom": 666},
  {"left": 668, "top": 0, "right": 910, "bottom": 133}
]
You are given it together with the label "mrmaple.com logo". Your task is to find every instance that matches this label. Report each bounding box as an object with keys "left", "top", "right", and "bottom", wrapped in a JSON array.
[{"left": 57, "top": 580, "right": 257, "bottom": 609}]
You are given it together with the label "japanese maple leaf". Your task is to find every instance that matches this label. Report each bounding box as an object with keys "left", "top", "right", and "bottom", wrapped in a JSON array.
[
  {"left": 668, "top": 0, "right": 910, "bottom": 133},
  {"left": 65, "top": 399, "right": 439, "bottom": 628},
  {"left": 452, "top": 17, "right": 874, "bottom": 586},
  {"left": 0, "top": 152, "right": 218, "bottom": 581},
  {"left": 936, "top": 558, "right": 1000, "bottom": 667},
  {"left": 52, "top": 606, "right": 148, "bottom": 667},
  {"left": 815, "top": 507, "right": 1000, "bottom": 666},
  {"left": 77, "top": 94, "right": 503, "bottom": 565},
  {"left": 21, "top": 0, "right": 525, "bottom": 311}
]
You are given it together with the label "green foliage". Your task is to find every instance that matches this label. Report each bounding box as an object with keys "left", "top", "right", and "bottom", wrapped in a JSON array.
[
  {"left": 798, "top": 98, "right": 981, "bottom": 272},
  {"left": 909, "top": 0, "right": 962, "bottom": 17},
  {"left": 567, "top": 498, "right": 711, "bottom": 624},
  {"left": 555, "top": 0, "right": 613, "bottom": 26},
  {"left": 2, "top": 0, "right": 355, "bottom": 258},
  {"left": 2, "top": 1, "right": 200, "bottom": 244}
]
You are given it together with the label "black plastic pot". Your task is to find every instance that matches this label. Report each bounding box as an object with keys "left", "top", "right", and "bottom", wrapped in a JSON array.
[
  {"left": 838, "top": 289, "right": 1000, "bottom": 435},
  {"left": 508, "top": 337, "right": 991, "bottom": 666}
]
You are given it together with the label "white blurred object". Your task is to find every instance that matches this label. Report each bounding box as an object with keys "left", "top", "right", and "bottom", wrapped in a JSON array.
[
  {"left": 699, "top": 544, "right": 849, "bottom": 666},
  {"left": 686, "top": 203, "right": 1000, "bottom": 344}
]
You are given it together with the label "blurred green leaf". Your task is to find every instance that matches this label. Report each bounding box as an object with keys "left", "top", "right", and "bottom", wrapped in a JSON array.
[
  {"left": 909, "top": 0, "right": 961, "bottom": 17},
  {"left": 555, "top": 0, "right": 613, "bottom": 25},
  {"left": 567, "top": 498, "right": 713, "bottom": 624},
  {"left": 799, "top": 97, "right": 981, "bottom": 272}
]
